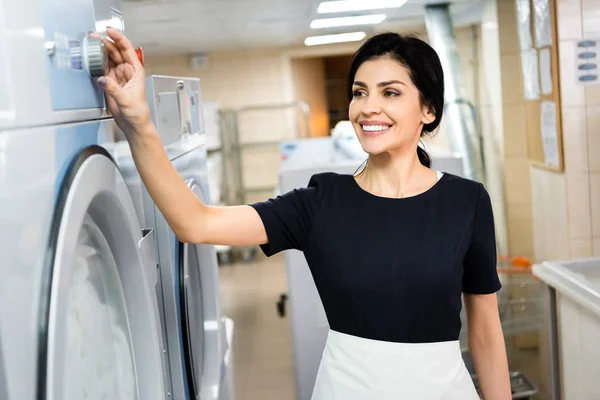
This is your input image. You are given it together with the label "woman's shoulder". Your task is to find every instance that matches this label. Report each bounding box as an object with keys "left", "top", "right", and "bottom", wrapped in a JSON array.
[
  {"left": 306, "top": 171, "right": 354, "bottom": 188},
  {"left": 438, "top": 172, "right": 487, "bottom": 203},
  {"left": 440, "top": 172, "right": 481, "bottom": 189}
]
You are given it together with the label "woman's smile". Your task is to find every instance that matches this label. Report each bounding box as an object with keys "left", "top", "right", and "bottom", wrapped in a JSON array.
[{"left": 359, "top": 120, "right": 393, "bottom": 137}]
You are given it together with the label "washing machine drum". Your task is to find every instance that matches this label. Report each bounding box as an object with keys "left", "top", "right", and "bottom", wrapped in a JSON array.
[{"left": 40, "top": 147, "right": 165, "bottom": 400}]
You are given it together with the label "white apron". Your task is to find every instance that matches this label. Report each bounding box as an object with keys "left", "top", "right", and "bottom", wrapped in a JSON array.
[{"left": 311, "top": 330, "right": 480, "bottom": 400}]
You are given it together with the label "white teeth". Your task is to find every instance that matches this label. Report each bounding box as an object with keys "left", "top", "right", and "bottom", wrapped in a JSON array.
[{"left": 362, "top": 125, "right": 390, "bottom": 132}]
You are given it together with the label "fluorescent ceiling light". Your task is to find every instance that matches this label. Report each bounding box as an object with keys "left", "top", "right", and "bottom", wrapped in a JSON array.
[
  {"left": 304, "top": 31, "right": 366, "bottom": 46},
  {"left": 310, "top": 14, "right": 387, "bottom": 29},
  {"left": 317, "top": 0, "right": 408, "bottom": 14}
]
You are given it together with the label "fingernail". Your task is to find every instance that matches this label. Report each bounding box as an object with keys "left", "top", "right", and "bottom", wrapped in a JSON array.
[{"left": 97, "top": 77, "right": 107, "bottom": 88}]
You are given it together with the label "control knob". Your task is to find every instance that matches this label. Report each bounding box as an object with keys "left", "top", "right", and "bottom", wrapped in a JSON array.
[{"left": 83, "top": 37, "right": 108, "bottom": 78}]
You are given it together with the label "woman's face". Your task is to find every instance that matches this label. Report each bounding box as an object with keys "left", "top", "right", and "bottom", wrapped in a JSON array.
[{"left": 348, "top": 56, "right": 434, "bottom": 156}]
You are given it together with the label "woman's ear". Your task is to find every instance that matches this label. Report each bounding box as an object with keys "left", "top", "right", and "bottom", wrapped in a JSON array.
[{"left": 422, "top": 106, "right": 436, "bottom": 125}]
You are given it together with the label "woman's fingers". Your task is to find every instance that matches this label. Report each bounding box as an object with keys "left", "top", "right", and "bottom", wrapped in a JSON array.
[
  {"left": 105, "top": 27, "right": 140, "bottom": 67},
  {"left": 103, "top": 37, "right": 124, "bottom": 65},
  {"left": 97, "top": 75, "right": 123, "bottom": 101}
]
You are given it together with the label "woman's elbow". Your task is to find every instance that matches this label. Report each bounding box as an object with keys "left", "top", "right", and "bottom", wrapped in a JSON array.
[
  {"left": 176, "top": 225, "right": 206, "bottom": 244},
  {"left": 173, "top": 205, "right": 209, "bottom": 244}
]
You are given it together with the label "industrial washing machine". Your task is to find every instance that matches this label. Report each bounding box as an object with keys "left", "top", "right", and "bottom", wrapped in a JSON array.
[
  {"left": 0, "top": 0, "right": 170, "bottom": 399},
  {"left": 144, "top": 75, "right": 235, "bottom": 400},
  {"left": 278, "top": 134, "right": 465, "bottom": 400}
]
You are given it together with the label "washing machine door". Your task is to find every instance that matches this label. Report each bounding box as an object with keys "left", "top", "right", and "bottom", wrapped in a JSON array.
[
  {"left": 40, "top": 146, "right": 165, "bottom": 400},
  {"left": 0, "top": 335, "right": 7, "bottom": 400},
  {"left": 178, "top": 179, "right": 224, "bottom": 400}
]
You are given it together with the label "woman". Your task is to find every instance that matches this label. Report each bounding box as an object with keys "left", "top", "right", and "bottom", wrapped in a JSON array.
[{"left": 97, "top": 28, "right": 511, "bottom": 399}]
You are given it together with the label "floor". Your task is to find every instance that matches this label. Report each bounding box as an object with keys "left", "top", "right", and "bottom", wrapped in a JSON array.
[{"left": 219, "top": 253, "right": 297, "bottom": 400}]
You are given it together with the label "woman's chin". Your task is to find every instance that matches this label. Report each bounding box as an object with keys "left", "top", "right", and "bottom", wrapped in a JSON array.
[{"left": 359, "top": 144, "right": 387, "bottom": 157}]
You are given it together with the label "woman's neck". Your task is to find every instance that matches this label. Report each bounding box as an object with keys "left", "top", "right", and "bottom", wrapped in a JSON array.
[{"left": 355, "top": 151, "right": 437, "bottom": 199}]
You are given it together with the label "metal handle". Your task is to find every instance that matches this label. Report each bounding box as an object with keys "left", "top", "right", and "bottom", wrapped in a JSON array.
[{"left": 175, "top": 80, "right": 188, "bottom": 135}]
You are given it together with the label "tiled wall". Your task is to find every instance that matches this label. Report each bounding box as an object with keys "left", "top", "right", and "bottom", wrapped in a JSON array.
[
  {"left": 145, "top": 51, "right": 291, "bottom": 108},
  {"left": 496, "top": 0, "right": 600, "bottom": 262},
  {"left": 555, "top": 0, "right": 600, "bottom": 259}
]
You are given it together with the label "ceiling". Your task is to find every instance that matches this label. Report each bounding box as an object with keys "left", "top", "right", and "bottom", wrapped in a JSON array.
[{"left": 121, "top": 0, "right": 484, "bottom": 55}]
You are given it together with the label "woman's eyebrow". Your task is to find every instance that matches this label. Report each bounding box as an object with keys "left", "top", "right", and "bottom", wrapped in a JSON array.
[
  {"left": 378, "top": 80, "right": 406, "bottom": 87},
  {"left": 352, "top": 80, "right": 407, "bottom": 88}
]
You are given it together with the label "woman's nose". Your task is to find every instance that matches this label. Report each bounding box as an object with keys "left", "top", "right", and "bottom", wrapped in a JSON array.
[{"left": 361, "top": 95, "right": 382, "bottom": 115}]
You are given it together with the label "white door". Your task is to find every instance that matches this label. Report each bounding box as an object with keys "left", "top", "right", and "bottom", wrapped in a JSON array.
[
  {"left": 179, "top": 179, "right": 224, "bottom": 400},
  {"left": 40, "top": 146, "right": 166, "bottom": 400}
]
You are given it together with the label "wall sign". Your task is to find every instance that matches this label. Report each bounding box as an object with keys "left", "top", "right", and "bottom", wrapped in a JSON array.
[{"left": 575, "top": 39, "right": 599, "bottom": 85}]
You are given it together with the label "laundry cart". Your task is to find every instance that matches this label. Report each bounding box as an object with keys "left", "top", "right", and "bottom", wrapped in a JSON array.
[
  {"left": 200, "top": 101, "right": 234, "bottom": 265},
  {"left": 533, "top": 257, "right": 600, "bottom": 400},
  {"left": 460, "top": 258, "right": 541, "bottom": 399},
  {"left": 218, "top": 101, "right": 311, "bottom": 263}
]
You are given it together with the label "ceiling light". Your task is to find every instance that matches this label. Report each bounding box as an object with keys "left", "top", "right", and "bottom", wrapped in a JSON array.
[
  {"left": 317, "top": 0, "right": 408, "bottom": 14},
  {"left": 304, "top": 31, "right": 367, "bottom": 46},
  {"left": 310, "top": 14, "right": 387, "bottom": 29}
]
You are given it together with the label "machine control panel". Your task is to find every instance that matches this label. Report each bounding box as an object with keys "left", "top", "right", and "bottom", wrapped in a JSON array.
[
  {"left": 42, "top": 0, "right": 121, "bottom": 111},
  {"left": 45, "top": 34, "right": 107, "bottom": 76}
]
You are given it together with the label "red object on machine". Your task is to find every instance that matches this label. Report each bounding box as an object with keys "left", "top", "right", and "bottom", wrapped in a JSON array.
[{"left": 135, "top": 47, "right": 144, "bottom": 66}]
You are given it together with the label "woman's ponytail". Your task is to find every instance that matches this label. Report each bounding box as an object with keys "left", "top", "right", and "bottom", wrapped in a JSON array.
[{"left": 417, "top": 146, "right": 431, "bottom": 168}]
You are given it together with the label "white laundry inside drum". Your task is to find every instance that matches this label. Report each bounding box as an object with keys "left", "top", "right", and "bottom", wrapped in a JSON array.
[{"left": 63, "top": 219, "right": 139, "bottom": 400}]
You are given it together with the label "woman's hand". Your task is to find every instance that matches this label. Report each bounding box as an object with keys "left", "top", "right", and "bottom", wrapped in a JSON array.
[{"left": 93, "top": 28, "right": 152, "bottom": 139}]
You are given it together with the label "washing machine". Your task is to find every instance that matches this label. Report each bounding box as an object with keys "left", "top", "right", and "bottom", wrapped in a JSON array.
[
  {"left": 0, "top": 0, "right": 170, "bottom": 398},
  {"left": 145, "top": 75, "right": 234, "bottom": 400},
  {"left": 0, "top": 122, "right": 169, "bottom": 400},
  {"left": 0, "top": 333, "right": 7, "bottom": 399}
]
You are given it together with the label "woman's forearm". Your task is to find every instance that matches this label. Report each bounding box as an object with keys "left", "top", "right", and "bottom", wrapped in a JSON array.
[
  {"left": 128, "top": 123, "right": 207, "bottom": 242},
  {"left": 470, "top": 337, "right": 511, "bottom": 399}
]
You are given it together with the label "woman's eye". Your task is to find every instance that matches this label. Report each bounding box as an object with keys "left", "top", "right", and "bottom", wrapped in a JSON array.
[
  {"left": 352, "top": 90, "right": 366, "bottom": 97},
  {"left": 385, "top": 90, "right": 400, "bottom": 97}
]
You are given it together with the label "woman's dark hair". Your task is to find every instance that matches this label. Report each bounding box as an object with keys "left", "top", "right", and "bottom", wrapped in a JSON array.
[{"left": 347, "top": 32, "right": 445, "bottom": 168}]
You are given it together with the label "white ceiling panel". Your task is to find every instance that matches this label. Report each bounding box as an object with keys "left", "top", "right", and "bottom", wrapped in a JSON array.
[{"left": 122, "top": 0, "right": 484, "bottom": 55}]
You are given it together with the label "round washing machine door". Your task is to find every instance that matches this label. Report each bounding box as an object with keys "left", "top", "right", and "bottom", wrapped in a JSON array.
[
  {"left": 179, "top": 179, "right": 224, "bottom": 400},
  {"left": 39, "top": 146, "right": 165, "bottom": 400}
]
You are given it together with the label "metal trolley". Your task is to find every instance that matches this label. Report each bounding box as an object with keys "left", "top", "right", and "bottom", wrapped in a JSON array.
[
  {"left": 460, "top": 257, "right": 542, "bottom": 399},
  {"left": 217, "top": 101, "right": 311, "bottom": 264}
]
